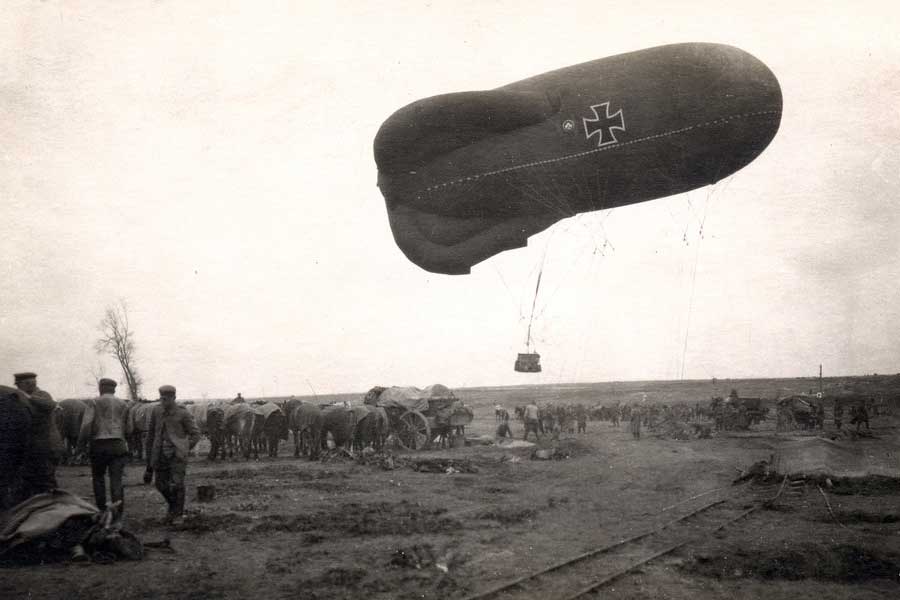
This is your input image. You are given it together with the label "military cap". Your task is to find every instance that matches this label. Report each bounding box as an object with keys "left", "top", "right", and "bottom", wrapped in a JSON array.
[
  {"left": 14, "top": 372, "right": 37, "bottom": 382},
  {"left": 159, "top": 385, "right": 176, "bottom": 396},
  {"left": 99, "top": 378, "right": 118, "bottom": 388}
]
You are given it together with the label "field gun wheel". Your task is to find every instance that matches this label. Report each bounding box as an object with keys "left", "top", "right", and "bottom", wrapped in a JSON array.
[{"left": 397, "top": 410, "right": 431, "bottom": 450}]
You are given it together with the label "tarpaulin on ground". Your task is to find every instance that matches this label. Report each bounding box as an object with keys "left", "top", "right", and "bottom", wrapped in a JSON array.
[
  {"left": 370, "top": 385, "right": 455, "bottom": 411},
  {"left": 771, "top": 437, "right": 900, "bottom": 478},
  {"left": 0, "top": 490, "right": 98, "bottom": 555}
]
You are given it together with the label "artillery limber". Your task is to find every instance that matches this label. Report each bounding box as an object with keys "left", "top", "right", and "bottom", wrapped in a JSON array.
[
  {"left": 775, "top": 395, "right": 822, "bottom": 431},
  {"left": 709, "top": 393, "right": 770, "bottom": 431},
  {"left": 364, "top": 384, "right": 474, "bottom": 450}
]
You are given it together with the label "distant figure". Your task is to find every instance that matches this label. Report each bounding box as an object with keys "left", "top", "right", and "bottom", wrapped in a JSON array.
[
  {"left": 231, "top": 392, "right": 245, "bottom": 405},
  {"left": 146, "top": 385, "right": 200, "bottom": 525},
  {"left": 850, "top": 402, "right": 870, "bottom": 432},
  {"left": 576, "top": 406, "right": 587, "bottom": 434},
  {"left": 495, "top": 415, "right": 513, "bottom": 440},
  {"left": 630, "top": 406, "right": 642, "bottom": 440},
  {"left": 523, "top": 402, "right": 541, "bottom": 441},
  {"left": 833, "top": 402, "right": 843, "bottom": 429},
  {"left": 14, "top": 372, "right": 59, "bottom": 498},
  {"left": 77, "top": 378, "right": 131, "bottom": 519}
]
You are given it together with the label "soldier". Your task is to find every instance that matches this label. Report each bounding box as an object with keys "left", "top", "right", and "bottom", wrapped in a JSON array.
[
  {"left": 145, "top": 385, "right": 200, "bottom": 525},
  {"left": 630, "top": 405, "right": 642, "bottom": 440},
  {"left": 576, "top": 405, "right": 587, "bottom": 434},
  {"left": 14, "top": 372, "right": 59, "bottom": 497},
  {"left": 1, "top": 385, "right": 32, "bottom": 510},
  {"left": 495, "top": 414, "right": 513, "bottom": 440},
  {"left": 77, "top": 378, "right": 131, "bottom": 518},
  {"left": 833, "top": 401, "right": 843, "bottom": 430},
  {"left": 523, "top": 402, "right": 541, "bottom": 441},
  {"left": 850, "top": 401, "right": 870, "bottom": 432}
]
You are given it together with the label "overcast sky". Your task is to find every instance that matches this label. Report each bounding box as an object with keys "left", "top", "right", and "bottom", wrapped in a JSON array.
[{"left": 2, "top": 1, "right": 898, "bottom": 399}]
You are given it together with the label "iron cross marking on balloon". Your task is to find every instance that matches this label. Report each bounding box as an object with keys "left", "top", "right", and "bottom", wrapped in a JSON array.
[{"left": 583, "top": 102, "right": 625, "bottom": 147}]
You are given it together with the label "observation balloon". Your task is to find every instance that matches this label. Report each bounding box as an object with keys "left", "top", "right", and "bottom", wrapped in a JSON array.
[{"left": 374, "top": 42, "right": 782, "bottom": 275}]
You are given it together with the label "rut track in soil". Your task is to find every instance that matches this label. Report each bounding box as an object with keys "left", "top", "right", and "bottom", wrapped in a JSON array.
[{"left": 461, "top": 485, "right": 761, "bottom": 600}]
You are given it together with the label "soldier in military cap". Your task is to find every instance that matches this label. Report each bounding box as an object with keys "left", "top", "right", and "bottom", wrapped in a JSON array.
[
  {"left": 14, "top": 372, "right": 60, "bottom": 497},
  {"left": 77, "top": 378, "right": 132, "bottom": 518},
  {"left": 1, "top": 385, "right": 32, "bottom": 510},
  {"left": 146, "top": 385, "right": 200, "bottom": 525}
]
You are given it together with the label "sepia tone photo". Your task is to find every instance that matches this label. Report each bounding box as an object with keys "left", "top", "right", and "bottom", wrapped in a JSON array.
[{"left": 2, "top": 2, "right": 899, "bottom": 598}]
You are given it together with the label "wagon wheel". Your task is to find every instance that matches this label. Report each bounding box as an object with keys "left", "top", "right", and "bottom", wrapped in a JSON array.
[{"left": 397, "top": 410, "right": 431, "bottom": 450}]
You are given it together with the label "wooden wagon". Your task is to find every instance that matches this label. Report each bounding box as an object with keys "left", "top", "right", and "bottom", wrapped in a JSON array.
[{"left": 364, "top": 385, "right": 474, "bottom": 450}]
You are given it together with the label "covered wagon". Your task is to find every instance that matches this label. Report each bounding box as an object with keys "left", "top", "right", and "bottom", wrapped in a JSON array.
[{"left": 364, "top": 384, "right": 474, "bottom": 450}]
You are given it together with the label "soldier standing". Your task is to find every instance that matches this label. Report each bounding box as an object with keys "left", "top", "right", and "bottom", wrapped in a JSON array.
[
  {"left": 1, "top": 385, "right": 32, "bottom": 510},
  {"left": 523, "top": 402, "right": 541, "bottom": 441},
  {"left": 630, "top": 405, "right": 642, "bottom": 440},
  {"left": 77, "top": 378, "right": 131, "bottom": 518},
  {"left": 14, "top": 372, "right": 59, "bottom": 497},
  {"left": 576, "top": 405, "right": 587, "bottom": 434},
  {"left": 851, "top": 401, "right": 870, "bottom": 432},
  {"left": 146, "top": 385, "right": 200, "bottom": 525}
]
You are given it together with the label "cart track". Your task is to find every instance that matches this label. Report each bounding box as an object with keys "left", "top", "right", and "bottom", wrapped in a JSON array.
[{"left": 461, "top": 486, "right": 761, "bottom": 600}]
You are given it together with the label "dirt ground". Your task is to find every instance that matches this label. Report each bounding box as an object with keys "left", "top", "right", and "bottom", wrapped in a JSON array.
[{"left": 3, "top": 387, "right": 899, "bottom": 599}]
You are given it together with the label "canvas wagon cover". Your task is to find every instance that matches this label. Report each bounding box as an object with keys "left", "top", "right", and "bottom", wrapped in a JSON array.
[
  {"left": 251, "top": 402, "right": 283, "bottom": 420},
  {"left": 224, "top": 402, "right": 251, "bottom": 423},
  {"left": 371, "top": 384, "right": 456, "bottom": 411}
]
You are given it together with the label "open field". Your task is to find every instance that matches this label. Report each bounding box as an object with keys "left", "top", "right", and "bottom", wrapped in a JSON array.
[{"left": 4, "top": 377, "right": 900, "bottom": 599}]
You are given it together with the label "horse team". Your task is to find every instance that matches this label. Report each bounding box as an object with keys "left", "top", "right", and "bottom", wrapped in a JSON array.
[{"left": 54, "top": 396, "right": 391, "bottom": 465}]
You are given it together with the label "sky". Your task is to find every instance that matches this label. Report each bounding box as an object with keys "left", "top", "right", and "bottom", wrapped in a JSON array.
[{"left": 2, "top": 1, "right": 899, "bottom": 399}]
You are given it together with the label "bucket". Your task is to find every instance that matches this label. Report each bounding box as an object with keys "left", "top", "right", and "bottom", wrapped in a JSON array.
[{"left": 197, "top": 485, "right": 216, "bottom": 502}]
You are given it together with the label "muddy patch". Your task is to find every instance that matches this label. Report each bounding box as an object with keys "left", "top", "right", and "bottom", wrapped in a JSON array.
[
  {"left": 205, "top": 467, "right": 261, "bottom": 480},
  {"left": 482, "top": 486, "right": 516, "bottom": 495},
  {"left": 304, "top": 480, "right": 370, "bottom": 493},
  {"left": 176, "top": 512, "right": 253, "bottom": 533},
  {"left": 231, "top": 501, "right": 270, "bottom": 512},
  {"left": 204, "top": 464, "right": 347, "bottom": 481},
  {"left": 684, "top": 542, "right": 900, "bottom": 583},
  {"left": 208, "top": 469, "right": 352, "bottom": 497},
  {"left": 818, "top": 510, "right": 900, "bottom": 524},
  {"left": 281, "top": 564, "right": 467, "bottom": 600},
  {"left": 808, "top": 475, "right": 900, "bottom": 496},
  {"left": 250, "top": 501, "right": 462, "bottom": 536},
  {"left": 278, "top": 546, "right": 468, "bottom": 600},
  {"left": 476, "top": 506, "right": 538, "bottom": 525}
]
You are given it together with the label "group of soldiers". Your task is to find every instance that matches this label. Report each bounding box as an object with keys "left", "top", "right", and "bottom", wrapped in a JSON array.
[
  {"left": 496, "top": 402, "right": 592, "bottom": 441},
  {"left": 0, "top": 372, "right": 200, "bottom": 526}
]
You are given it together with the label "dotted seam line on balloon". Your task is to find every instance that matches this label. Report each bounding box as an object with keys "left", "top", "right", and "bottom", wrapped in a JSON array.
[{"left": 418, "top": 110, "right": 780, "bottom": 196}]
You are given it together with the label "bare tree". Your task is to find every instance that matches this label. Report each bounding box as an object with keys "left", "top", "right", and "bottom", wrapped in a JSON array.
[
  {"left": 95, "top": 300, "right": 143, "bottom": 400},
  {"left": 84, "top": 360, "right": 107, "bottom": 393}
]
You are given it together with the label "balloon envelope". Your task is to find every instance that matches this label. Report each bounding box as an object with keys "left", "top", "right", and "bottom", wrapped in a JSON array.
[{"left": 375, "top": 43, "right": 783, "bottom": 275}]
